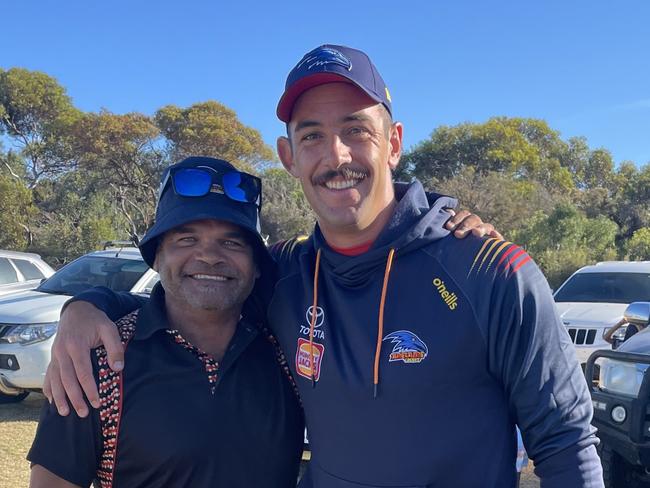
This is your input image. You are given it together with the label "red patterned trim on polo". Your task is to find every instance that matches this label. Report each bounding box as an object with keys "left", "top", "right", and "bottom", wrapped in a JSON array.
[
  {"left": 166, "top": 329, "right": 220, "bottom": 395},
  {"left": 95, "top": 310, "right": 138, "bottom": 488}
]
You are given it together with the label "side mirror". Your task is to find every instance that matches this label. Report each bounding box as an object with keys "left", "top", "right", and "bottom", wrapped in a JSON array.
[{"left": 624, "top": 302, "right": 650, "bottom": 328}]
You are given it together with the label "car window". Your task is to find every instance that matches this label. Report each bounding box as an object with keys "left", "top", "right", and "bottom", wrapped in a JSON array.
[
  {"left": 0, "top": 258, "right": 19, "bottom": 285},
  {"left": 141, "top": 274, "right": 160, "bottom": 295},
  {"left": 38, "top": 256, "right": 150, "bottom": 296},
  {"left": 554, "top": 272, "right": 650, "bottom": 304},
  {"left": 11, "top": 258, "right": 46, "bottom": 280}
]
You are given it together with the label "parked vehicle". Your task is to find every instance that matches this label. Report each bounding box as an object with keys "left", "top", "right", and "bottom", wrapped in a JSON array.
[
  {"left": 0, "top": 247, "right": 158, "bottom": 403},
  {"left": 554, "top": 261, "right": 650, "bottom": 366},
  {"left": 586, "top": 302, "right": 650, "bottom": 487},
  {"left": 0, "top": 250, "right": 55, "bottom": 297}
]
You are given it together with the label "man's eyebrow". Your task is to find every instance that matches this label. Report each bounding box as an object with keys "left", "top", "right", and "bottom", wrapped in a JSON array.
[
  {"left": 168, "top": 225, "right": 196, "bottom": 235},
  {"left": 223, "top": 230, "right": 247, "bottom": 240},
  {"left": 342, "top": 114, "right": 373, "bottom": 124},
  {"left": 294, "top": 120, "right": 321, "bottom": 132}
]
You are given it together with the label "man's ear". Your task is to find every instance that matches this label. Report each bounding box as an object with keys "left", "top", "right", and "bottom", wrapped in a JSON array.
[
  {"left": 277, "top": 136, "right": 298, "bottom": 177},
  {"left": 152, "top": 243, "right": 161, "bottom": 273},
  {"left": 388, "top": 121, "right": 403, "bottom": 171}
]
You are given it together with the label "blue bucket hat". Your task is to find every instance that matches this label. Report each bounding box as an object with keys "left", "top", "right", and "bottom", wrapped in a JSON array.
[
  {"left": 139, "top": 156, "right": 270, "bottom": 271},
  {"left": 277, "top": 44, "right": 392, "bottom": 123}
]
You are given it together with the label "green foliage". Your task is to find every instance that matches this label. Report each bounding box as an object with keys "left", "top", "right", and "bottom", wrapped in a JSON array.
[
  {"left": 627, "top": 228, "right": 650, "bottom": 260},
  {"left": 155, "top": 101, "right": 275, "bottom": 173},
  {"left": 30, "top": 173, "right": 128, "bottom": 265},
  {"left": 399, "top": 117, "right": 574, "bottom": 194},
  {"left": 71, "top": 110, "right": 164, "bottom": 236},
  {"left": 0, "top": 68, "right": 81, "bottom": 184},
  {"left": 0, "top": 173, "right": 35, "bottom": 250},
  {"left": 609, "top": 163, "right": 650, "bottom": 240},
  {"left": 433, "top": 167, "right": 556, "bottom": 237},
  {"left": 260, "top": 168, "right": 314, "bottom": 243},
  {"left": 515, "top": 204, "right": 619, "bottom": 287}
]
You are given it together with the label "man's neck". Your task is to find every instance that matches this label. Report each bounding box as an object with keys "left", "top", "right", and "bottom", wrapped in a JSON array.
[
  {"left": 319, "top": 198, "right": 397, "bottom": 249},
  {"left": 165, "top": 301, "right": 241, "bottom": 361}
]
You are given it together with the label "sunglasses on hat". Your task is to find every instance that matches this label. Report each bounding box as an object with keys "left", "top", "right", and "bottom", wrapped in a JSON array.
[{"left": 158, "top": 166, "right": 262, "bottom": 208}]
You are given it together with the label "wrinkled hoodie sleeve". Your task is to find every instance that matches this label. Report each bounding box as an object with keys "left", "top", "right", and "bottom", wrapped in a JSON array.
[
  {"left": 483, "top": 257, "right": 603, "bottom": 487},
  {"left": 66, "top": 286, "right": 146, "bottom": 321}
]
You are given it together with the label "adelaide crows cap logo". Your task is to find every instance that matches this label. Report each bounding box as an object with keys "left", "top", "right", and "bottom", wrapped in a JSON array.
[
  {"left": 296, "top": 46, "right": 352, "bottom": 72},
  {"left": 383, "top": 330, "right": 428, "bottom": 364}
]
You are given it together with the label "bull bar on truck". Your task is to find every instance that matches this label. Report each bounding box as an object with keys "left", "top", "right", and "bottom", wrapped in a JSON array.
[{"left": 586, "top": 349, "right": 650, "bottom": 467}]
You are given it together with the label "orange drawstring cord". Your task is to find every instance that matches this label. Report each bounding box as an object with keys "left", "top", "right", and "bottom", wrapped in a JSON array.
[
  {"left": 309, "top": 248, "right": 322, "bottom": 388},
  {"left": 373, "top": 248, "right": 395, "bottom": 398}
]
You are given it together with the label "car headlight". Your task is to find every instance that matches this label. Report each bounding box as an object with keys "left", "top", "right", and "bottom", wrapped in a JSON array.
[
  {"left": 605, "top": 325, "right": 628, "bottom": 341},
  {"left": 0, "top": 322, "right": 58, "bottom": 345},
  {"left": 599, "top": 358, "right": 650, "bottom": 397}
]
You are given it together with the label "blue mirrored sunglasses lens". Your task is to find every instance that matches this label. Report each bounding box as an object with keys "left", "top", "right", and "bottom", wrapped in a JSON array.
[
  {"left": 223, "top": 171, "right": 259, "bottom": 203},
  {"left": 173, "top": 169, "right": 212, "bottom": 196}
]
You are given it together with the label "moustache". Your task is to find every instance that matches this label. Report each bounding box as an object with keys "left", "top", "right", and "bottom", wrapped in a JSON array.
[{"left": 311, "top": 167, "right": 369, "bottom": 186}]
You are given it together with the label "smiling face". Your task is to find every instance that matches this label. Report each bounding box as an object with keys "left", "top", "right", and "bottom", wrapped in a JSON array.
[
  {"left": 154, "top": 219, "right": 259, "bottom": 315},
  {"left": 277, "top": 82, "right": 403, "bottom": 247}
]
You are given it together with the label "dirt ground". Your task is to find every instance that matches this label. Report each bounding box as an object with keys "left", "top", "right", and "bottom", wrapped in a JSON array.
[
  {"left": 1, "top": 393, "right": 540, "bottom": 487},
  {"left": 0, "top": 393, "right": 43, "bottom": 487}
]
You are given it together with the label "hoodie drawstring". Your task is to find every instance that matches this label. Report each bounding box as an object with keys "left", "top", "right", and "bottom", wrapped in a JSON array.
[
  {"left": 309, "top": 248, "right": 322, "bottom": 387},
  {"left": 308, "top": 247, "right": 396, "bottom": 399},
  {"left": 374, "top": 248, "right": 395, "bottom": 398}
]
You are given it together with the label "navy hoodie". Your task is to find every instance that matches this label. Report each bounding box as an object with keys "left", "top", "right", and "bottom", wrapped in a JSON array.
[{"left": 73, "top": 181, "right": 603, "bottom": 488}]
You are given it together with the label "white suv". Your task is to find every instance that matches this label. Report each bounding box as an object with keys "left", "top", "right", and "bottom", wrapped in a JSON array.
[
  {"left": 0, "top": 247, "right": 158, "bottom": 403},
  {"left": 554, "top": 261, "right": 650, "bottom": 366},
  {"left": 0, "top": 250, "right": 55, "bottom": 297}
]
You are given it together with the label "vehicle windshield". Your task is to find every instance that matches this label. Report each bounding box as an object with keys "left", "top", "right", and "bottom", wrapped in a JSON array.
[
  {"left": 554, "top": 272, "right": 650, "bottom": 304},
  {"left": 37, "top": 256, "right": 149, "bottom": 296}
]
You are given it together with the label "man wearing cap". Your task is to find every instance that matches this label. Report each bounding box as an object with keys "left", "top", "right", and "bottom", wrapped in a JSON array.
[
  {"left": 28, "top": 157, "right": 303, "bottom": 488},
  {"left": 44, "top": 45, "right": 603, "bottom": 487}
]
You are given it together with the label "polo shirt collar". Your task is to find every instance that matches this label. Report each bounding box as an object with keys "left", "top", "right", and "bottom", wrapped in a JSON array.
[{"left": 134, "top": 282, "right": 170, "bottom": 340}]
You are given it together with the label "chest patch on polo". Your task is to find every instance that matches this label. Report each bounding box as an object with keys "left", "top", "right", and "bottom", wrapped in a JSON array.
[
  {"left": 383, "top": 330, "right": 428, "bottom": 364},
  {"left": 295, "top": 338, "right": 325, "bottom": 381}
]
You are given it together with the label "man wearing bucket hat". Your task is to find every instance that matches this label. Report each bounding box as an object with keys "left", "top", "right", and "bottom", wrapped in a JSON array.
[{"left": 28, "top": 157, "right": 303, "bottom": 488}]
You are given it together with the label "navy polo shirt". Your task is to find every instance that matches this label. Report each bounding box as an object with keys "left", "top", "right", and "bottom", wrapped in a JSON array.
[{"left": 28, "top": 284, "right": 304, "bottom": 487}]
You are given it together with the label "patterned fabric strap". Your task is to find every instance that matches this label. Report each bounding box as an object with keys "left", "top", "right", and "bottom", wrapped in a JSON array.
[
  {"left": 95, "top": 310, "right": 139, "bottom": 488},
  {"left": 262, "top": 326, "right": 302, "bottom": 405}
]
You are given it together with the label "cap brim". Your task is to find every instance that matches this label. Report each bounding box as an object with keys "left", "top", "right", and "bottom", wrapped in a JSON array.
[{"left": 276, "top": 72, "right": 384, "bottom": 123}]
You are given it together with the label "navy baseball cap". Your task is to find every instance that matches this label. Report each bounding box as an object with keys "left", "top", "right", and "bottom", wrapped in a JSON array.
[
  {"left": 277, "top": 44, "right": 392, "bottom": 123},
  {"left": 139, "top": 156, "right": 270, "bottom": 270}
]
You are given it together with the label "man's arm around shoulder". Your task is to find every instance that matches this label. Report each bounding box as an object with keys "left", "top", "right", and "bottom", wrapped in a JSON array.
[{"left": 44, "top": 286, "right": 145, "bottom": 417}]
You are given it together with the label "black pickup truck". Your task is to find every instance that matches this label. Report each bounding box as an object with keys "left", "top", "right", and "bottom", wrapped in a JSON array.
[{"left": 586, "top": 302, "right": 650, "bottom": 487}]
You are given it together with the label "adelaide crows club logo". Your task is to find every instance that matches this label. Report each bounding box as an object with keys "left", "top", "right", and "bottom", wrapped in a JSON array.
[
  {"left": 383, "top": 330, "right": 428, "bottom": 364},
  {"left": 297, "top": 46, "right": 352, "bottom": 72}
]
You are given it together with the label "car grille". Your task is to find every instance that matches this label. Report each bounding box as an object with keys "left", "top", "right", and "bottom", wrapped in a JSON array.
[{"left": 567, "top": 328, "right": 598, "bottom": 345}]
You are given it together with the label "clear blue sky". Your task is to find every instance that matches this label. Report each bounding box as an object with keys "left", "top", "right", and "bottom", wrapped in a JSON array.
[{"left": 2, "top": 0, "right": 648, "bottom": 166}]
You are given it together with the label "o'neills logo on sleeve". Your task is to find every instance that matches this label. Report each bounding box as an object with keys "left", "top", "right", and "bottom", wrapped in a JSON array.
[
  {"left": 295, "top": 338, "right": 325, "bottom": 382},
  {"left": 432, "top": 277, "right": 458, "bottom": 310}
]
